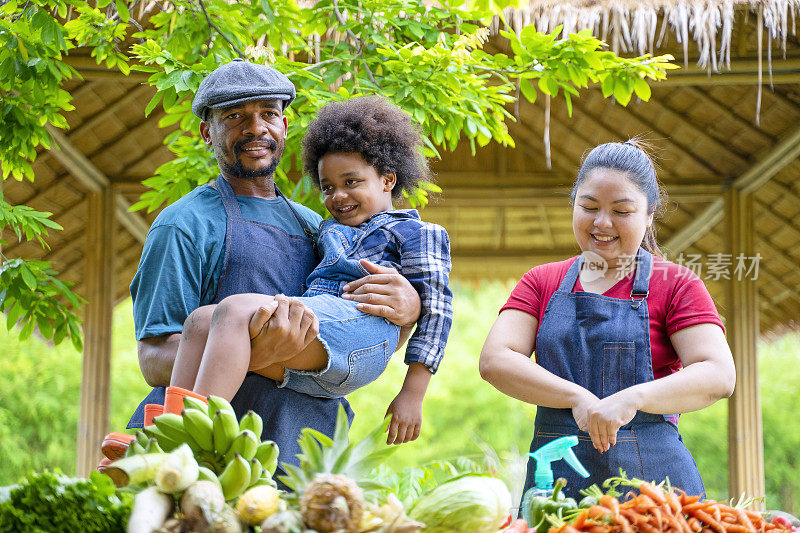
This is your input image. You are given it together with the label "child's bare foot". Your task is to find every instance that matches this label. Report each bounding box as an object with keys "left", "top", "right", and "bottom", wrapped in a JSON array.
[{"left": 249, "top": 306, "right": 274, "bottom": 340}]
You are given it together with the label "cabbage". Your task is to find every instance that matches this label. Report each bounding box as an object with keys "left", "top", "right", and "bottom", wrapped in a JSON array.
[{"left": 408, "top": 475, "right": 512, "bottom": 533}]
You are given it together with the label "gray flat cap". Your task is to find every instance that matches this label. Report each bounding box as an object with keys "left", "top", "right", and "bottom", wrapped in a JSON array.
[{"left": 192, "top": 58, "right": 296, "bottom": 119}]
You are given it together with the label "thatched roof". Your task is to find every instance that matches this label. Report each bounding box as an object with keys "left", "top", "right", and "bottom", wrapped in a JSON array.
[
  {"left": 2, "top": 1, "right": 799, "bottom": 337},
  {"left": 498, "top": 1, "right": 798, "bottom": 68}
]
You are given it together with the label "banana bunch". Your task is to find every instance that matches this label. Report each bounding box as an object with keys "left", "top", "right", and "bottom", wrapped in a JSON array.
[{"left": 127, "top": 395, "right": 279, "bottom": 501}]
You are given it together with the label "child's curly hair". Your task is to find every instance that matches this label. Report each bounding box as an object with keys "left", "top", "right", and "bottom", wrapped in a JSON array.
[{"left": 301, "top": 96, "right": 430, "bottom": 199}]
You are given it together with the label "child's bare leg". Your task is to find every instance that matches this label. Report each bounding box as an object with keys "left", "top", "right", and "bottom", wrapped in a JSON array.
[
  {"left": 254, "top": 339, "right": 329, "bottom": 382},
  {"left": 170, "top": 305, "right": 216, "bottom": 389},
  {"left": 193, "top": 294, "right": 279, "bottom": 399}
]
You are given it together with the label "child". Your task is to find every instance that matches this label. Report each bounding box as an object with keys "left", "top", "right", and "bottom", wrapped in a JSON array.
[{"left": 167, "top": 96, "right": 452, "bottom": 445}]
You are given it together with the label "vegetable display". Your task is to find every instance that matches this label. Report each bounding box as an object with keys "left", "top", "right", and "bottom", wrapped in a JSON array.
[{"left": 3, "top": 404, "right": 798, "bottom": 533}]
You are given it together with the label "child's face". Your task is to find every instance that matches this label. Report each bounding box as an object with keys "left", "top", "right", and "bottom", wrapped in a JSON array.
[{"left": 318, "top": 152, "right": 396, "bottom": 226}]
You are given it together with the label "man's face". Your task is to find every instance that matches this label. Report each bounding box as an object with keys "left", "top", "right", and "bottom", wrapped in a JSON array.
[{"left": 199, "top": 99, "right": 288, "bottom": 180}]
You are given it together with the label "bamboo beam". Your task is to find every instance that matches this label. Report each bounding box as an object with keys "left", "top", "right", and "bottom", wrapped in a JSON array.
[
  {"left": 36, "top": 85, "right": 154, "bottom": 171},
  {"left": 662, "top": 199, "right": 723, "bottom": 255},
  {"left": 45, "top": 125, "right": 149, "bottom": 244},
  {"left": 662, "top": 124, "right": 800, "bottom": 253},
  {"left": 63, "top": 55, "right": 149, "bottom": 82},
  {"left": 640, "top": 95, "right": 750, "bottom": 167},
  {"left": 439, "top": 183, "right": 722, "bottom": 204},
  {"left": 725, "top": 188, "right": 765, "bottom": 507},
  {"left": 569, "top": 96, "right": 721, "bottom": 176},
  {"left": 77, "top": 186, "right": 115, "bottom": 477},
  {"left": 681, "top": 87, "right": 775, "bottom": 144}
]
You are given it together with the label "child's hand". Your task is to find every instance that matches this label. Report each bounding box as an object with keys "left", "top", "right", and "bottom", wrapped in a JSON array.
[{"left": 385, "top": 390, "right": 423, "bottom": 445}]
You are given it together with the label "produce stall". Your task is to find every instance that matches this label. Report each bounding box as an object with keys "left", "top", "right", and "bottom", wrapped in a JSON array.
[{"left": 1, "top": 396, "right": 798, "bottom": 533}]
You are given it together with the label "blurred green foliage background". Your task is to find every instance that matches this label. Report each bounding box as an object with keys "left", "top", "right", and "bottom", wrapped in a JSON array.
[{"left": 0, "top": 282, "right": 797, "bottom": 513}]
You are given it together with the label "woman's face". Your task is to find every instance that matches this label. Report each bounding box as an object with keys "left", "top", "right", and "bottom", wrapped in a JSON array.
[
  {"left": 572, "top": 168, "right": 654, "bottom": 271},
  {"left": 318, "top": 152, "right": 396, "bottom": 226}
]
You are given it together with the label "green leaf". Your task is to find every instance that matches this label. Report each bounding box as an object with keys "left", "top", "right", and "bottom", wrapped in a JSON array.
[
  {"left": 20, "top": 266, "right": 37, "bottom": 291},
  {"left": 37, "top": 316, "right": 53, "bottom": 339},
  {"left": 601, "top": 75, "right": 615, "bottom": 98},
  {"left": 19, "top": 318, "right": 34, "bottom": 341},
  {"left": 634, "top": 77, "right": 652, "bottom": 100},
  {"left": 115, "top": 0, "right": 130, "bottom": 22},
  {"left": 613, "top": 81, "right": 632, "bottom": 106},
  {"left": 519, "top": 80, "right": 537, "bottom": 103}
]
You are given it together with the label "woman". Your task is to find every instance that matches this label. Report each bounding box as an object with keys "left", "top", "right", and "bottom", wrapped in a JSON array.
[{"left": 479, "top": 140, "right": 735, "bottom": 498}]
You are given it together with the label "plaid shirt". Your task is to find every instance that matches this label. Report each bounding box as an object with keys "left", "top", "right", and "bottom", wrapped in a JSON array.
[{"left": 309, "top": 209, "right": 453, "bottom": 373}]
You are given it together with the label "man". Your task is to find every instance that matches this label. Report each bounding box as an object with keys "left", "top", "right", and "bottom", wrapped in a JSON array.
[{"left": 115, "top": 59, "right": 420, "bottom": 468}]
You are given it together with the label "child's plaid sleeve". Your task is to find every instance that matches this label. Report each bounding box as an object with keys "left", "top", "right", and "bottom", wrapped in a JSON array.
[{"left": 398, "top": 222, "right": 453, "bottom": 373}]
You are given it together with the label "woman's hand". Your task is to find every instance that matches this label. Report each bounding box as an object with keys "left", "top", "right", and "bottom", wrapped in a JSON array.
[
  {"left": 570, "top": 390, "right": 600, "bottom": 432},
  {"left": 585, "top": 389, "right": 639, "bottom": 453},
  {"left": 342, "top": 260, "right": 421, "bottom": 326}
]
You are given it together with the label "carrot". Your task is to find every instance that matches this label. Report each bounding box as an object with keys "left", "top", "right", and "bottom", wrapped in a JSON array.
[
  {"left": 688, "top": 517, "right": 703, "bottom": 532},
  {"left": 573, "top": 511, "right": 588, "bottom": 530},
  {"left": 586, "top": 526, "right": 611, "bottom": 533},
  {"left": 676, "top": 512, "right": 696, "bottom": 533},
  {"left": 651, "top": 506, "right": 663, "bottom": 529},
  {"left": 711, "top": 504, "right": 722, "bottom": 523},
  {"left": 638, "top": 522, "right": 661, "bottom": 533},
  {"left": 620, "top": 509, "right": 647, "bottom": 525},
  {"left": 639, "top": 482, "right": 667, "bottom": 506},
  {"left": 666, "top": 491, "right": 683, "bottom": 515},
  {"left": 681, "top": 494, "right": 703, "bottom": 506},
  {"left": 588, "top": 506, "right": 612, "bottom": 520},
  {"left": 600, "top": 495, "right": 621, "bottom": 521},
  {"left": 725, "top": 525, "right": 751, "bottom": 533},
  {"left": 616, "top": 512, "right": 634, "bottom": 533},
  {"left": 684, "top": 502, "right": 709, "bottom": 512},
  {"left": 687, "top": 508, "right": 726, "bottom": 533}
]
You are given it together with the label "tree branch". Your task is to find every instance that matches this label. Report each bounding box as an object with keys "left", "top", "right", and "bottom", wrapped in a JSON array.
[
  {"left": 331, "top": 0, "right": 382, "bottom": 89},
  {"left": 197, "top": 0, "right": 246, "bottom": 59}
]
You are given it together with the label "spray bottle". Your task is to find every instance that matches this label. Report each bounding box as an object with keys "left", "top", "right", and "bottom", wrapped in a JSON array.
[{"left": 520, "top": 436, "right": 590, "bottom": 532}]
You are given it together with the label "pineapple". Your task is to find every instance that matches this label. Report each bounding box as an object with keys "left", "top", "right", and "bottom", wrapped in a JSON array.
[
  {"left": 300, "top": 473, "right": 365, "bottom": 532},
  {"left": 279, "top": 405, "right": 397, "bottom": 533}
]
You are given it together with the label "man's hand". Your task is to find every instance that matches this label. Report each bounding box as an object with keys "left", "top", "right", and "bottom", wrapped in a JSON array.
[
  {"left": 385, "top": 390, "right": 423, "bottom": 445},
  {"left": 249, "top": 295, "right": 319, "bottom": 371},
  {"left": 342, "top": 259, "right": 421, "bottom": 326}
]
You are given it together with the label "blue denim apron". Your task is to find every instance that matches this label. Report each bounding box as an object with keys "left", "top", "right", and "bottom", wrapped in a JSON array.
[
  {"left": 127, "top": 176, "right": 353, "bottom": 473},
  {"left": 522, "top": 248, "right": 705, "bottom": 499}
]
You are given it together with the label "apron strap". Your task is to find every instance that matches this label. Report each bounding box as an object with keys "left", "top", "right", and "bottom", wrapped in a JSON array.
[
  {"left": 557, "top": 254, "right": 583, "bottom": 293},
  {"left": 631, "top": 247, "right": 653, "bottom": 298},
  {"left": 212, "top": 175, "right": 244, "bottom": 220},
  {"left": 274, "top": 187, "right": 320, "bottom": 261}
]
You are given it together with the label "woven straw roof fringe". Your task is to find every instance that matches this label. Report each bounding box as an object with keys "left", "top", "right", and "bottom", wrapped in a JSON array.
[{"left": 492, "top": 1, "right": 799, "bottom": 71}]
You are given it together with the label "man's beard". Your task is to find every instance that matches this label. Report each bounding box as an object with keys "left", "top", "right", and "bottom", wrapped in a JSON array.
[{"left": 221, "top": 137, "right": 283, "bottom": 179}]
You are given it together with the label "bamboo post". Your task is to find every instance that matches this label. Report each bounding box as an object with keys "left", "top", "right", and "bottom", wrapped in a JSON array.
[
  {"left": 76, "top": 187, "right": 115, "bottom": 476},
  {"left": 724, "top": 187, "right": 765, "bottom": 507}
]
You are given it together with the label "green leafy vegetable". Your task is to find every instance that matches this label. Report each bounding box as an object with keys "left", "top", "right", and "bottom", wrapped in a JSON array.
[
  {"left": 0, "top": 470, "right": 133, "bottom": 533},
  {"left": 408, "top": 474, "right": 512, "bottom": 533}
]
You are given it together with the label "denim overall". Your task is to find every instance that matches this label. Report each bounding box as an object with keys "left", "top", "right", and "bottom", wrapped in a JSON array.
[
  {"left": 522, "top": 248, "right": 705, "bottom": 499},
  {"left": 280, "top": 213, "right": 402, "bottom": 398},
  {"left": 128, "top": 176, "right": 353, "bottom": 472}
]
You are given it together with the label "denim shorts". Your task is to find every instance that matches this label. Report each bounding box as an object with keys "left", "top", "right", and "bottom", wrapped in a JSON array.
[{"left": 279, "top": 294, "right": 401, "bottom": 398}]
